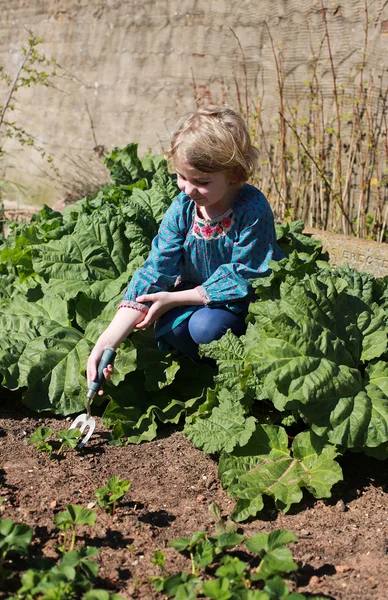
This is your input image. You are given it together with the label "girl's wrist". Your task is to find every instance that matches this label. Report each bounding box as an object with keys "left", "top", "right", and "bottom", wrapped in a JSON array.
[
  {"left": 169, "top": 288, "right": 205, "bottom": 306},
  {"left": 94, "top": 338, "right": 119, "bottom": 352}
]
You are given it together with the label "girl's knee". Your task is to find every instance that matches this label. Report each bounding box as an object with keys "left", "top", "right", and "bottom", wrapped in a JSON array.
[{"left": 188, "top": 308, "right": 246, "bottom": 345}]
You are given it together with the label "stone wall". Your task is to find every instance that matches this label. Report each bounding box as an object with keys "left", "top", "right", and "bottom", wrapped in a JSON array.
[
  {"left": 1, "top": 0, "right": 387, "bottom": 207},
  {"left": 306, "top": 229, "right": 388, "bottom": 278}
]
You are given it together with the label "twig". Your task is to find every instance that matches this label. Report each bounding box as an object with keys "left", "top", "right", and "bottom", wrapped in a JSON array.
[
  {"left": 229, "top": 27, "right": 249, "bottom": 126},
  {"left": 320, "top": 0, "right": 343, "bottom": 221},
  {"left": 264, "top": 22, "right": 289, "bottom": 217},
  {"left": 84, "top": 100, "right": 99, "bottom": 149},
  {"left": 0, "top": 46, "right": 32, "bottom": 129},
  {"left": 283, "top": 114, "right": 355, "bottom": 233}
]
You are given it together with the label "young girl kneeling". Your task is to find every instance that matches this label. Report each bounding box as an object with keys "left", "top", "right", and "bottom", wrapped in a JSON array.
[{"left": 87, "top": 106, "right": 283, "bottom": 389}]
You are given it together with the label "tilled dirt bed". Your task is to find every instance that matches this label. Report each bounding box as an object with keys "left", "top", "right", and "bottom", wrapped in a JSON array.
[{"left": 1, "top": 395, "right": 387, "bottom": 600}]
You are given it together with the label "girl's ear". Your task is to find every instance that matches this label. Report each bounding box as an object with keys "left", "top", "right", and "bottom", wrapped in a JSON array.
[{"left": 228, "top": 168, "right": 242, "bottom": 185}]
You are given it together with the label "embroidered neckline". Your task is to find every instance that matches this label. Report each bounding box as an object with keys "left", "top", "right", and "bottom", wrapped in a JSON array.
[{"left": 192, "top": 209, "right": 235, "bottom": 240}]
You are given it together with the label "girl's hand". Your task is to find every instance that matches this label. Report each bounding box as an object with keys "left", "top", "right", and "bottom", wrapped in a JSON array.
[
  {"left": 87, "top": 345, "right": 114, "bottom": 395},
  {"left": 135, "top": 292, "right": 175, "bottom": 328}
]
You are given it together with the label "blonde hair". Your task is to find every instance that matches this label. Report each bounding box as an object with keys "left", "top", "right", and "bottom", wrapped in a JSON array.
[{"left": 168, "top": 106, "right": 259, "bottom": 184}]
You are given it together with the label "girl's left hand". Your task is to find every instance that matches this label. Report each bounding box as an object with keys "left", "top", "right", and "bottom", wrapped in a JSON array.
[{"left": 134, "top": 292, "right": 175, "bottom": 329}]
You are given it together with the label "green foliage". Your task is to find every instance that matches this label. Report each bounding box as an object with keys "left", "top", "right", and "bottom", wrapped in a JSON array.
[
  {"left": 28, "top": 426, "right": 53, "bottom": 444},
  {"left": 1, "top": 512, "right": 126, "bottom": 600},
  {"left": 151, "top": 528, "right": 311, "bottom": 599},
  {"left": 0, "top": 144, "right": 178, "bottom": 420},
  {"left": 55, "top": 505, "right": 96, "bottom": 551},
  {"left": 0, "top": 518, "right": 32, "bottom": 578},
  {"left": 1, "top": 140, "right": 388, "bottom": 523},
  {"left": 56, "top": 429, "right": 82, "bottom": 452},
  {"left": 28, "top": 426, "right": 82, "bottom": 456},
  {"left": 95, "top": 476, "right": 131, "bottom": 515},
  {"left": 11, "top": 544, "right": 126, "bottom": 600}
]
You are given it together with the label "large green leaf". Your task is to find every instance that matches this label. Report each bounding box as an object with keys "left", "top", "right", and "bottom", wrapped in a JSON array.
[
  {"left": 244, "top": 316, "right": 361, "bottom": 410},
  {"left": 184, "top": 389, "right": 256, "bottom": 454},
  {"left": 104, "top": 143, "right": 145, "bottom": 186},
  {"left": 104, "top": 357, "right": 215, "bottom": 444},
  {"left": 30, "top": 209, "right": 131, "bottom": 283},
  {"left": 218, "top": 425, "right": 342, "bottom": 520},
  {"left": 0, "top": 294, "right": 78, "bottom": 397},
  {"left": 306, "top": 360, "right": 388, "bottom": 448},
  {"left": 0, "top": 292, "right": 137, "bottom": 415},
  {"left": 199, "top": 331, "right": 255, "bottom": 404}
]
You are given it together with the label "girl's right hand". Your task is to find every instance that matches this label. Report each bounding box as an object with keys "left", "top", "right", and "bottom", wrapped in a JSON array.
[
  {"left": 85, "top": 307, "right": 143, "bottom": 395},
  {"left": 87, "top": 345, "right": 114, "bottom": 396}
]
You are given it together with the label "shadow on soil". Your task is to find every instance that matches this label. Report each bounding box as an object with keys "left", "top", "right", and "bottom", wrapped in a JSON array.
[
  {"left": 138, "top": 508, "right": 176, "bottom": 527},
  {"left": 84, "top": 529, "right": 134, "bottom": 549}
]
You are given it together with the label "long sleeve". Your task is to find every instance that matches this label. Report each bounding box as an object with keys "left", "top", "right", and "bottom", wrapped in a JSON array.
[
  {"left": 197, "top": 190, "right": 279, "bottom": 304},
  {"left": 119, "top": 194, "right": 189, "bottom": 311}
]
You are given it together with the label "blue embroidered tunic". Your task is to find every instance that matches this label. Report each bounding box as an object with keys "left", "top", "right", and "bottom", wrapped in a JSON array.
[{"left": 119, "top": 184, "right": 283, "bottom": 328}]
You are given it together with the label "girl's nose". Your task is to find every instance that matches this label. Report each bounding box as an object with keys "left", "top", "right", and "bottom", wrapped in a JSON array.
[{"left": 185, "top": 181, "right": 197, "bottom": 197}]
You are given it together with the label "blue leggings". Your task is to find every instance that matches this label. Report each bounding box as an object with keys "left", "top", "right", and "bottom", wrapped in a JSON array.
[{"left": 154, "top": 304, "right": 248, "bottom": 360}]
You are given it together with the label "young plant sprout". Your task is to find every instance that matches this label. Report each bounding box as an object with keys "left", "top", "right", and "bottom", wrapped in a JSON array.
[
  {"left": 95, "top": 476, "right": 131, "bottom": 515},
  {"left": 28, "top": 426, "right": 82, "bottom": 456},
  {"left": 55, "top": 505, "right": 96, "bottom": 552},
  {"left": 56, "top": 429, "right": 82, "bottom": 453},
  {"left": 28, "top": 427, "right": 54, "bottom": 455}
]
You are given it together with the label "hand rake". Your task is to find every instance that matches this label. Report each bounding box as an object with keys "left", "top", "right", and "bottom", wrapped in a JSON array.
[{"left": 69, "top": 347, "right": 116, "bottom": 449}]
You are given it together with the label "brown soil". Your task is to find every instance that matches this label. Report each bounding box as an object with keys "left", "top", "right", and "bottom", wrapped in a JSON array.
[{"left": 1, "top": 393, "right": 387, "bottom": 600}]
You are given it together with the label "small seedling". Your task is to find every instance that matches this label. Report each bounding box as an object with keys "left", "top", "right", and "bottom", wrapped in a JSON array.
[
  {"left": 28, "top": 426, "right": 82, "bottom": 456},
  {"left": 151, "top": 550, "right": 166, "bottom": 575},
  {"left": 55, "top": 505, "right": 96, "bottom": 552},
  {"left": 150, "top": 527, "right": 306, "bottom": 599},
  {"left": 56, "top": 429, "right": 82, "bottom": 453},
  {"left": 82, "top": 591, "right": 127, "bottom": 600},
  {"left": 209, "top": 502, "right": 238, "bottom": 535},
  {"left": 95, "top": 476, "right": 131, "bottom": 515},
  {"left": 36, "top": 441, "right": 54, "bottom": 456},
  {"left": 246, "top": 530, "right": 298, "bottom": 581},
  {"left": 28, "top": 427, "right": 54, "bottom": 454},
  {"left": 28, "top": 426, "right": 53, "bottom": 445}
]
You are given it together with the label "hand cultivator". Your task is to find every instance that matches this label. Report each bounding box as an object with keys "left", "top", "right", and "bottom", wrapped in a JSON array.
[{"left": 69, "top": 348, "right": 116, "bottom": 449}]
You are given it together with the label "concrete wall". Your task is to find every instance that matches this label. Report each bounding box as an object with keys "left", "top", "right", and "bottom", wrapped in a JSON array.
[{"left": 1, "top": 0, "right": 387, "bottom": 208}]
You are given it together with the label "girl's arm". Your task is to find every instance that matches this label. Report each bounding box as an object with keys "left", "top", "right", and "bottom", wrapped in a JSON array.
[
  {"left": 87, "top": 307, "right": 144, "bottom": 391},
  {"left": 120, "top": 195, "right": 188, "bottom": 313}
]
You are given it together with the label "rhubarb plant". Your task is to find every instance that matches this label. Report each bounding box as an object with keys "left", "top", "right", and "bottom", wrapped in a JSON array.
[{"left": 2, "top": 142, "right": 388, "bottom": 520}]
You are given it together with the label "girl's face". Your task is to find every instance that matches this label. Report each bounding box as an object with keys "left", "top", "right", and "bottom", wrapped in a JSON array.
[{"left": 175, "top": 161, "right": 239, "bottom": 216}]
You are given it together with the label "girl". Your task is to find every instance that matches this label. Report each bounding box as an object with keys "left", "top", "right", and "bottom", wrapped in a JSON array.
[{"left": 87, "top": 106, "right": 283, "bottom": 391}]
